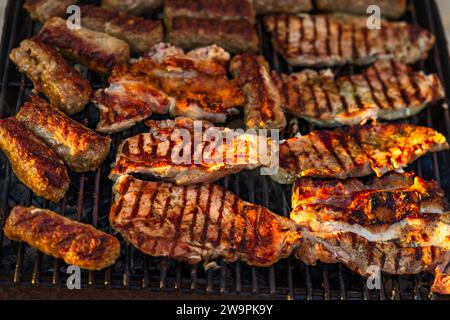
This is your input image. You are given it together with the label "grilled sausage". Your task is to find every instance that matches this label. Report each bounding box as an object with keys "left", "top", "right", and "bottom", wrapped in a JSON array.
[
  {"left": 168, "top": 17, "right": 259, "bottom": 54},
  {"left": 102, "top": 0, "right": 163, "bottom": 15},
  {"left": 79, "top": 5, "right": 163, "bottom": 53},
  {"left": 24, "top": 0, "right": 78, "bottom": 22},
  {"left": 316, "top": 0, "right": 407, "bottom": 19},
  {"left": 16, "top": 96, "right": 111, "bottom": 173},
  {"left": 4, "top": 206, "right": 120, "bottom": 270},
  {"left": 9, "top": 38, "right": 92, "bottom": 115},
  {"left": 37, "top": 17, "right": 130, "bottom": 74},
  {"left": 253, "top": 0, "right": 312, "bottom": 14},
  {"left": 0, "top": 117, "right": 69, "bottom": 202}
]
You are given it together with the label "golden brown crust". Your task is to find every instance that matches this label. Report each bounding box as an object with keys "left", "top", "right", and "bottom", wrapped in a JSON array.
[
  {"left": 4, "top": 206, "right": 120, "bottom": 270},
  {"left": 80, "top": 5, "right": 163, "bottom": 53},
  {"left": 168, "top": 18, "right": 259, "bottom": 54},
  {"left": 0, "top": 117, "right": 69, "bottom": 202},
  {"left": 24, "top": 0, "right": 78, "bottom": 22},
  {"left": 16, "top": 96, "right": 111, "bottom": 172},
  {"left": 9, "top": 38, "right": 92, "bottom": 115},
  {"left": 102, "top": 0, "right": 163, "bottom": 15},
  {"left": 316, "top": 0, "right": 407, "bottom": 19},
  {"left": 37, "top": 17, "right": 130, "bottom": 74}
]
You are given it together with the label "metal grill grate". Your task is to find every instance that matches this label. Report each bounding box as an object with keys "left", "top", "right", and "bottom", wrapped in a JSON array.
[{"left": 0, "top": 0, "right": 449, "bottom": 300}]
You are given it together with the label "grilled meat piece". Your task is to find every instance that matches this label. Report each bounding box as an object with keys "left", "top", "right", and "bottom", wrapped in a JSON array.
[
  {"left": 273, "top": 123, "right": 449, "bottom": 184},
  {"left": 230, "top": 54, "right": 286, "bottom": 130},
  {"left": 16, "top": 96, "right": 111, "bottom": 172},
  {"left": 102, "top": 0, "right": 163, "bottom": 15},
  {"left": 109, "top": 118, "right": 275, "bottom": 185},
  {"left": 9, "top": 38, "right": 92, "bottom": 115},
  {"left": 4, "top": 206, "right": 120, "bottom": 270},
  {"left": 93, "top": 63, "right": 173, "bottom": 134},
  {"left": 273, "top": 61, "right": 444, "bottom": 127},
  {"left": 24, "top": 0, "right": 78, "bottom": 22},
  {"left": 264, "top": 14, "right": 435, "bottom": 67},
  {"left": 164, "top": 0, "right": 256, "bottom": 26},
  {"left": 80, "top": 5, "right": 163, "bottom": 53},
  {"left": 0, "top": 118, "right": 69, "bottom": 202},
  {"left": 168, "top": 17, "right": 259, "bottom": 54},
  {"left": 291, "top": 173, "right": 450, "bottom": 294},
  {"left": 316, "top": 0, "right": 407, "bottom": 19},
  {"left": 37, "top": 17, "right": 130, "bottom": 74},
  {"left": 253, "top": 0, "right": 312, "bottom": 14},
  {"left": 110, "top": 175, "right": 301, "bottom": 266}
]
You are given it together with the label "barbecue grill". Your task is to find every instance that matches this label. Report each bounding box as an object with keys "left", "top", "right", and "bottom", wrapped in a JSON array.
[{"left": 0, "top": 0, "right": 449, "bottom": 300}]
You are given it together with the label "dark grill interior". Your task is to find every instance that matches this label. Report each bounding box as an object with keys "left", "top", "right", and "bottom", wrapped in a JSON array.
[{"left": 0, "top": 0, "right": 449, "bottom": 300}]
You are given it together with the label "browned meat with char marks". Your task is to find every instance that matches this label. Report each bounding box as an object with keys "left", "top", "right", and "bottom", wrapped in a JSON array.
[
  {"left": 253, "top": 0, "right": 312, "bottom": 14},
  {"left": 316, "top": 0, "right": 407, "bottom": 19},
  {"left": 230, "top": 54, "right": 286, "bottom": 130},
  {"left": 0, "top": 118, "right": 69, "bottom": 202},
  {"left": 9, "top": 38, "right": 92, "bottom": 115},
  {"left": 16, "top": 96, "right": 111, "bottom": 172},
  {"left": 37, "top": 17, "right": 130, "bottom": 74},
  {"left": 24, "top": 0, "right": 78, "bottom": 22},
  {"left": 168, "top": 17, "right": 259, "bottom": 54},
  {"left": 264, "top": 14, "right": 435, "bottom": 67},
  {"left": 109, "top": 175, "right": 301, "bottom": 267},
  {"left": 4, "top": 206, "right": 120, "bottom": 270},
  {"left": 109, "top": 118, "right": 275, "bottom": 185},
  {"left": 80, "top": 5, "right": 163, "bottom": 53},
  {"left": 291, "top": 172, "right": 450, "bottom": 295},
  {"left": 273, "top": 123, "right": 449, "bottom": 184},
  {"left": 102, "top": 0, "right": 163, "bottom": 15},
  {"left": 273, "top": 61, "right": 444, "bottom": 126}
]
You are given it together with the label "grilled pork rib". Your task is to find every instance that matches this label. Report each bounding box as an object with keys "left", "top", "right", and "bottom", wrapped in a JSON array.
[
  {"left": 230, "top": 54, "right": 287, "bottom": 130},
  {"left": 264, "top": 14, "right": 435, "bottom": 67},
  {"left": 291, "top": 173, "right": 450, "bottom": 294},
  {"left": 110, "top": 118, "right": 275, "bottom": 185},
  {"left": 273, "top": 123, "right": 449, "bottom": 184},
  {"left": 4, "top": 206, "right": 120, "bottom": 270},
  {"left": 0, "top": 117, "right": 69, "bottom": 202},
  {"left": 80, "top": 5, "right": 163, "bottom": 53},
  {"left": 16, "top": 96, "right": 111, "bottom": 173},
  {"left": 316, "top": 0, "right": 407, "bottom": 19},
  {"left": 38, "top": 17, "right": 130, "bottom": 74},
  {"left": 273, "top": 61, "right": 444, "bottom": 127},
  {"left": 110, "top": 175, "right": 301, "bottom": 266},
  {"left": 10, "top": 38, "right": 92, "bottom": 115}
]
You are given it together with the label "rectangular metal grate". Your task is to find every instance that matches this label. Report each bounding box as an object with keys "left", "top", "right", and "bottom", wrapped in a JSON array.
[{"left": 0, "top": 0, "right": 449, "bottom": 300}]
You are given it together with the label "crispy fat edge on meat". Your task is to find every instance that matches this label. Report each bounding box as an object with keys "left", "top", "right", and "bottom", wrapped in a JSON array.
[{"left": 4, "top": 206, "right": 120, "bottom": 270}]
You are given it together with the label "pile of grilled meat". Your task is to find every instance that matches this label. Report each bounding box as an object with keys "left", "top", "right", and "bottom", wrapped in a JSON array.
[{"left": 1, "top": 0, "right": 449, "bottom": 295}]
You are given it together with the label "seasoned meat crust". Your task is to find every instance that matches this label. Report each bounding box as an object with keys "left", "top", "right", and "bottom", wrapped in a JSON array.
[
  {"left": 273, "top": 123, "right": 449, "bottom": 184},
  {"left": 316, "top": 0, "right": 407, "bottom": 19},
  {"left": 24, "top": 0, "right": 78, "bottom": 22},
  {"left": 9, "top": 38, "right": 92, "bottom": 115},
  {"left": 264, "top": 14, "right": 435, "bottom": 67},
  {"left": 110, "top": 175, "right": 301, "bottom": 267},
  {"left": 109, "top": 118, "right": 274, "bottom": 185},
  {"left": 0, "top": 117, "right": 69, "bottom": 202},
  {"left": 37, "top": 17, "right": 130, "bottom": 74},
  {"left": 164, "top": 0, "right": 256, "bottom": 25},
  {"left": 4, "top": 206, "right": 120, "bottom": 270},
  {"left": 168, "top": 17, "right": 259, "bottom": 54},
  {"left": 273, "top": 61, "right": 444, "bottom": 127},
  {"left": 80, "top": 5, "right": 163, "bottom": 53},
  {"left": 253, "top": 0, "right": 312, "bottom": 14},
  {"left": 230, "top": 54, "right": 286, "bottom": 130},
  {"left": 102, "top": 0, "right": 163, "bottom": 15},
  {"left": 16, "top": 96, "right": 111, "bottom": 173}
]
